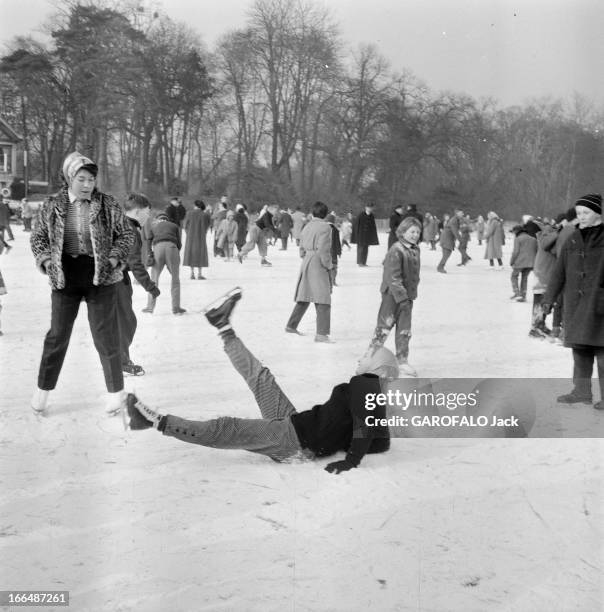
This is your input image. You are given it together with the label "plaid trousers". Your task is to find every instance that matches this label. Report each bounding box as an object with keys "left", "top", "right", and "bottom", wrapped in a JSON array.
[{"left": 162, "top": 335, "right": 305, "bottom": 461}]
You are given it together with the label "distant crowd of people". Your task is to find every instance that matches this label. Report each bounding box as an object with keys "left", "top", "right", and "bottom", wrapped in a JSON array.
[{"left": 0, "top": 150, "right": 601, "bottom": 417}]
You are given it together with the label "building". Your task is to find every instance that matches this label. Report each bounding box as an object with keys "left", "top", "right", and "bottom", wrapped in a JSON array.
[{"left": 0, "top": 117, "right": 23, "bottom": 190}]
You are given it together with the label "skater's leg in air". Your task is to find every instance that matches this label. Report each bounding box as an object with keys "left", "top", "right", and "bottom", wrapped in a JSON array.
[{"left": 205, "top": 287, "right": 297, "bottom": 420}]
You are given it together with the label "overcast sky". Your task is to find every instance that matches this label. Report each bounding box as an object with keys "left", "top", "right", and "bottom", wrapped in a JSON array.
[{"left": 1, "top": 0, "right": 602, "bottom": 108}]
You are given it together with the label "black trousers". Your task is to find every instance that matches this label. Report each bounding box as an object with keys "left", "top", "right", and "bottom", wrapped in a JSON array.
[
  {"left": 357, "top": 244, "right": 369, "bottom": 265},
  {"left": 116, "top": 278, "right": 137, "bottom": 364},
  {"left": 37, "top": 256, "right": 123, "bottom": 392},
  {"left": 572, "top": 346, "right": 604, "bottom": 400}
]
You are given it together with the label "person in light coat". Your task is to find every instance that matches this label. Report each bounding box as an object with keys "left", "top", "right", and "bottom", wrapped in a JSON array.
[
  {"left": 285, "top": 201, "right": 333, "bottom": 342},
  {"left": 484, "top": 211, "right": 505, "bottom": 269}
]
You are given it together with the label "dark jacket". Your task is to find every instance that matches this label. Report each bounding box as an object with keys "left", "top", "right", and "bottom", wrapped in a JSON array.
[
  {"left": 290, "top": 374, "right": 390, "bottom": 466},
  {"left": 165, "top": 203, "right": 186, "bottom": 227},
  {"left": 123, "top": 217, "right": 158, "bottom": 293},
  {"left": 351, "top": 211, "right": 379, "bottom": 246},
  {"left": 149, "top": 217, "right": 181, "bottom": 250},
  {"left": 532, "top": 225, "right": 558, "bottom": 290},
  {"left": 388, "top": 211, "right": 403, "bottom": 248},
  {"left": 380, "top": 239, "right": 421, "bottom": 302},
  {"left": 234, "top": 210, "right": 248, "bottom": 247},
  {"left": 256, "top": 210, "right": 275, "bottom": 232},
  {"left": 329, "top": 222, "right": 342, "bottom": 264},
  {"left": 278, "top": 212, "right": 294, "bottom": 238},
  {"left": 544, "top": 224, "right": 604, "bottom": 347},
  {"left": 510, "top": 231, "right": 537, "bottom": 269}
]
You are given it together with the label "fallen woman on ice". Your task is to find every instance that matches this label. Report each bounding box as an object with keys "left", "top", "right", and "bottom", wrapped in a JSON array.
[{"left": 126, "top": 288, "right": 536, "bottom": 473}]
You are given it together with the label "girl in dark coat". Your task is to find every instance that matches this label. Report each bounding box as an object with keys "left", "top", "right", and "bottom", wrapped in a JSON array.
[{"left": 543, "top": 194, "right": 604, "bottom": 409}]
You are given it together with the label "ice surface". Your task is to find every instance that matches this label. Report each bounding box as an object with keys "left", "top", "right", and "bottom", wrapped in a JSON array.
[{"left": 0, "top": 227, "right": 602, "bottom": 611}]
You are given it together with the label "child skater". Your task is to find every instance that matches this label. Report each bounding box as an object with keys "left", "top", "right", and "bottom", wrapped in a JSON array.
[{"left": 366, "top": 217, "right": 421, "bottom": 376}]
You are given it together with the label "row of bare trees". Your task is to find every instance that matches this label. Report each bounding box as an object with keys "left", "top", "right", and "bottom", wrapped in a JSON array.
[{"left": 1, "top": 0, "right": 603, "bottom": 218}]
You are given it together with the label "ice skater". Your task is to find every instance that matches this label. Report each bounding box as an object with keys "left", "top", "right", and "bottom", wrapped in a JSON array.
[
  {"left": 126, "top": 287, "right": 397, "bottom": 473},
  {"left": 366, "top": 217, "right": 421, "bottom": 376}
]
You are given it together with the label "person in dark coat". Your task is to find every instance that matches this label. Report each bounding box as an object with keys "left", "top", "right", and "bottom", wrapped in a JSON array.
[
  {"left": 183, "top": 200, "right": 210, "bottom": 279},
  {"left": 126, "top": 287, "right": 396, "bottom": 473},
  {"left": 165, "top": 197, "right": 186, "bottom": 229},
  {"left": 351, "top": 203, "right": 379, "bottom": 266},
  {"left": 119, "top": 193, "right": 161, "bottom": 376},
  {"left": 285, "top": 202, "right": 333, "bottom": 342},
  {"left": 277, "top": 209, "right": 294, "bottom": 250},
  {"left": 388, "top": 205, "right": 404, "bottom": 248},
  {"left": 366, "top": 217, "right": 421, "bottom": 376},
  {"left": 437, "top": 209, "right": 462, "bottom": 273},
  {"left": 0, "top": 197, "right": 14, "bottom": 242},
  {"left": 543, "top": 194, "right": 604, "bottom": 410},
  {"left": 234, "top": 204, "right": 249, "bottom": 252},
  {"left": 509, "top": 224, "right": 537, "bottom": 301}
]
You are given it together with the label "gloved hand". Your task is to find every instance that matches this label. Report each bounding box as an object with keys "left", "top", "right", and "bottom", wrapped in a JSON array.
[
  {"left": 149, "top": 286, "right": 161, "bottom": 299},
  {"left": 325, "top": 459, "right": 356, "bottom": 474},
  {"left": 541, "top": 303, "right": 552, "bottom": 316}
]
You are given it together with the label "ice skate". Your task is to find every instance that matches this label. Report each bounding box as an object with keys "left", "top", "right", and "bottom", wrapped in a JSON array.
[
  {"left": 315, "top": 334, "right": 334, "bottom": 343},
  {"left": 261, "top": 258, "right": 272, "bottom": 267},
  {"left": 204, "top": 287, "right": 242, "bottom": 329},
  {"left": 285, "top": 326, "right": 304, "bottom": 335},
  {"left": 126, "top": 393, "right": 160, "bottom": 430},
  {"left": 173, "top": 307, "right": 187, "bottom": 315},
  {"left": 123, "top": 360, "right": 145, "bottom": 376}
]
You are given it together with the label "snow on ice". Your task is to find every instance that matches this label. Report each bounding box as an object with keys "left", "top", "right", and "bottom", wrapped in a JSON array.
[{"left": 0, "top": 228, "right": 602, "bottom": 611}]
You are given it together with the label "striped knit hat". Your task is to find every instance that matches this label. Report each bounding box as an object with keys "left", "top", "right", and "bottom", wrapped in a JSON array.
[{"left": 575, "top": 193, "right": 602, "bottom": 214}]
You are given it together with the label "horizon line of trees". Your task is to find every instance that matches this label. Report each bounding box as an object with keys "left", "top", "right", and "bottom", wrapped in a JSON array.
[{"left": 1, "top": 0, "right": 603, "bottom": 219}]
